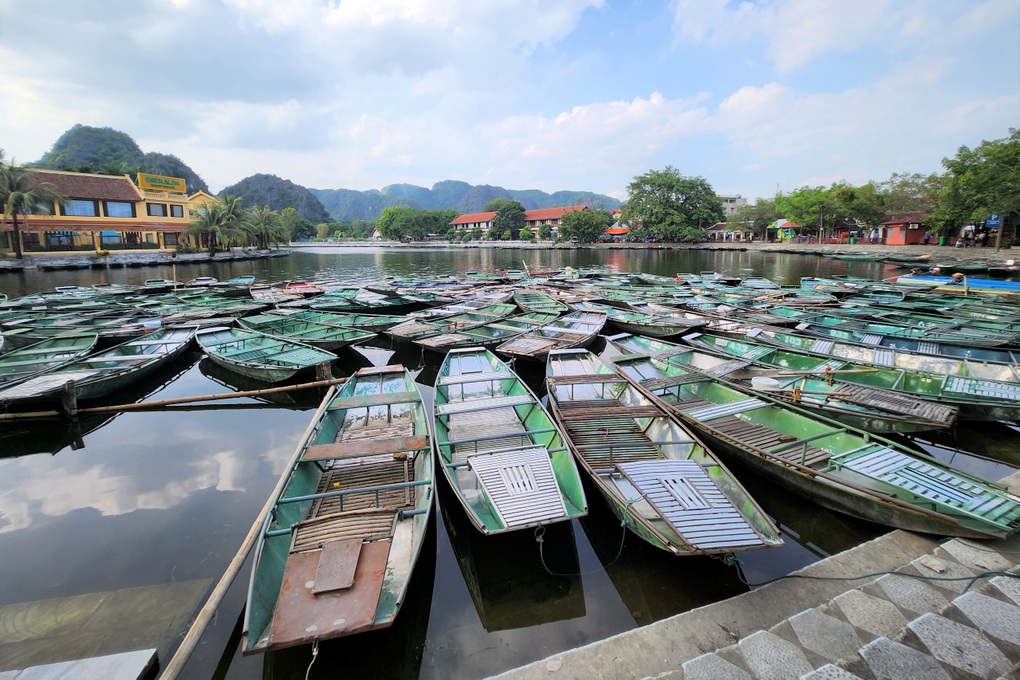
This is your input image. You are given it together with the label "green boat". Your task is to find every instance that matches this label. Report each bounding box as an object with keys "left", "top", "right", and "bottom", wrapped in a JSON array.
[
  {"left": 265, "top": 309, "right": 410, "bottom": 332},
  {"left": 432, "top": 348, "right": 587, "bottom": 534},
  {"left": 571, "top": 300, "right": 707, "bottom": 338},
  {"left": 414, "top": 312, "right": 559, "bottom": 353},
  {"left": 386, "top": 303, "right": 518, "bottom": 342},
  {"left": 495, "top": 310, "right": 607, "bottom": 362},
  {"left": 237, "top": 314, "right": 375, "bottom": 351},
  {"left": 545, "top": 348, "right": 783, "bottom": 556},
  {"left": 0, "top": 333, "right": 99, "bottom": 388},
  {"left": 0, "top": 327, "right": 196, "bottom": 403},
  {"left": 243, "top": 365, "right": 433, "bottom": 653},
  {"left": 610, "top": 351, "right": 1020, "bottom": 539},
  {"left": 606, "top": 333, "right": 957, "bottom": 434},
  {"left": 196, "top": 327, "right": 337, "bottom": 384},
  {"left": 513, "top": 288, "right": 570, "bottom": 315},
  {"left": 684, "top": 330, "right": 1020, "bottom": 422},
  {"left": 749, "top": 326, "right": 1020, "bottom": 384}
]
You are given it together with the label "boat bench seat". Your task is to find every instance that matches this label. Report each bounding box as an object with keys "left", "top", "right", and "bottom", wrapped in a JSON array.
[
  {"left": 945, "top": 377, "right": 1020, "bottom": 400},
  {"left": 860, "top": 333, "right": 884, "bottom": 345},
  {"left": 436, "top": 371, "right": 510, "bottom": 386},
  {"left": 290, "top": 508, "right": 396, "bottom": 553},
  {"left": 328, "top": 392, "right": 421, "bottom": 410},
  {"left": 829, "top": 445, "right": 1020, "bottom": 523},
  {"left": 684, "top": 398, "right": 766, "bottom": 421},
  {"left": 640, "top": 374, "right": 707, "bottom": 390},
  {"left": 302, "top": 435, "right": 429, "bottom": 461},
  {"left": 871, "top": 349, "right": 896, "bottom": 366},
  {"left": 556, "top": 404, "right": 663, "bottom": 421},
  {"left": 809, "top": 339, "right": 834, "bottom": 354},
  {"left": 435, "top": 393, "right": 534, "bottom": 416},
  {"left": 917, "top": 341, "right": 941, "bottom": 354}
]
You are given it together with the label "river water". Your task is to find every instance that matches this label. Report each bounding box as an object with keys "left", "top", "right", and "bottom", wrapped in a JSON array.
[{"left": 0, "top": 247, "right": 1014, "bottom": 679}]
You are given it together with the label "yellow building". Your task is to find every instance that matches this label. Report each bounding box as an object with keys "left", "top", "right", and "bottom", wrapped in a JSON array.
[{"left": 0, "top": 169, "right": 206, "bottom": 253}]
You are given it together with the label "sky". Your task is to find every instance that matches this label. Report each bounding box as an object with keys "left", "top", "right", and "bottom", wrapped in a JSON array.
[{"left": 1, "top": 0, "right": 1017, "bottom": 202}]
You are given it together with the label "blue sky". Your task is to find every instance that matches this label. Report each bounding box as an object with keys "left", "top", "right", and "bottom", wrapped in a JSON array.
[{"left": 1, "top": 0, "right": 1017, "bottom": 202}]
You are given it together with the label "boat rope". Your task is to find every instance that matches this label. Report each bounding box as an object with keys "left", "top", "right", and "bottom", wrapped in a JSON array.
[
  {"left": 305, "top": 641, "right": 319, "bottom": 680},
  {"left": 535, "top": 522, "right": 628, "bottom": 577}
]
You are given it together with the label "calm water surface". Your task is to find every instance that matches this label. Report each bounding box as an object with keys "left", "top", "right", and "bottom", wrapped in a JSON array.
[{"left": 0, "top": 248, "right": 1012, "bottom": 679}]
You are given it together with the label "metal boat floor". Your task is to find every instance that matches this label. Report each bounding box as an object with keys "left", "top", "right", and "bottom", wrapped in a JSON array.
[
  {"left": 468, "top": 446, "right": 568, "bottom": 527},
  {"left": 618, "top": 459, "right": 766, "bottom": 550}
]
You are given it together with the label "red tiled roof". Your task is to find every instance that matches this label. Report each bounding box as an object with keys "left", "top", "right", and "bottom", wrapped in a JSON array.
[
  {"left": 450, "top": 211, "right": 497, "bottom": 225},
  {"left": 525, "top": 206, "right": 587, "bottom": 221},
  {"left": 28, "top": 169, "right": 142, "bottom": 202}
]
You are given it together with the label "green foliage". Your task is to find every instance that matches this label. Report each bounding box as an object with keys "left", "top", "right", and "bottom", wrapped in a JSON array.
[
  {"left": 728, "top": 198, "right": 780, "bottom": 237},
  {"left": 501, "top": 229, "right": 513, "bottom": 240},
  {"left": 376, "top": 205, "right": 454, "bottom": 241},
  {"left": 0, "top": 159, "right": 66, "bottom": 258},
  {"left": 491, "top": 199, "right": 526, "bottom": 237},
  {"left": 483, "top": 197, "right": 517, "bottom": 212},
  {"left": 875, "top": 172, "right": 942, "bottom": 215},
  {"left": 930, "top": 129, "right": 1020, "bottom": 240},
  {"left": 292, "top": 220, "right": 317, "bottom": 240},
  {"left": 558, "top": 208, "right": 613, "bottom": 243},
  {"left": 621, "top": 167, "right": 722, "bottom": 241},
  {"left": 35, "top": 124, "right": 144, "bottom": 172},
  {"left": 140, "top": 152, "right": 209, "bottom": 194},
  {"left": 186, "top": 194, "right": 248, "bottom": 254},
  {"left": 246, "top": 204, "right": 287, "bottom": 248},
  {"left": 219, "top": 173, "right": 330, "bottom": 223},
  {"left": 518, "top": 225, "right": 535, "bottom": 240},
  {"left": 485, "top": 227, "right": 498, "bottom": 240},
  {"left": 537, "top": 223, "right": 552, "bottom": 240}
]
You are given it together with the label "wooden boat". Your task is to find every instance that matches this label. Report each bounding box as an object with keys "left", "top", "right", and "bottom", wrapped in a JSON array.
[
  {"left": 185, "top": 276, "right": 219, "bottom": 287},
  {"left": 237, "top": 314, "right": 375, "bottom": 351},
  {"left": 607, "top": 333, "right": 957, "bottom": 434},
  {"left": 196, "top": 327, "right": 337, "bottom": 383},
  {"left": 571, "top": 300, "right": 707, "bottom": 338},
  {"left": 432, "top": 348, "right": 587, "bottom": 533},
  {"left": 619, "top": 356, "right": 1020, "bottom": 539},
  {"left": 495, "top": 310, "right": 607, "bottom": 362},
  {"left": 544, "top": 348, "right": 782, "bottom": 555},
  {"left": 513, "top": 288, "right": 570, "bottom": 315},
  {"left": 413, "top": 312, "right": 559, "bottom": 353},
  {"left": 276, "top": 280, "right": 326, "bottom": 296},
  {"left": 386, "top": 303, "right": 517, "bottom": 342},
  {"left": 778, "top": 312, "right": 1020, "bottom": 347},
  {"left": 265, "top": 309, "right": 410, "bottom": 333},
  {"left": 0, "top": 327, "right": 196, "bottom": 403},
  {"left": 749, "top": 326, "right": 1020, "bottom": 384},
  {"left": 0, "top": 334, "right": 100, "bottom": 388},
  {"left": 683, "top": 329, "right": 1020, "bottom": 422},
  {"left": 242, "top": 365, "right": 433, "bottom": 653},
  {"left": 896, "top": 274, "right": 1020, "bottom": 295}
]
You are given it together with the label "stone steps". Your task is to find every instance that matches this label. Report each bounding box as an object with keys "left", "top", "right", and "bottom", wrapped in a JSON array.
[{"left": 681, "top": 538, "right": 1020, "bottom": 680}]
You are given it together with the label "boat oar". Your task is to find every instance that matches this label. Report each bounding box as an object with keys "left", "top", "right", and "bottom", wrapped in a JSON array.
[
  {"left": 0, "top": 377, "right": 348, "bottom": 420},
  {"left": 770, "top": 368, "right": 880, "bottom": 376}
]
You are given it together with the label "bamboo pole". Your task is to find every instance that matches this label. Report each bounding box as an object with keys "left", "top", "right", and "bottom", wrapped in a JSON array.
[
  {"left": 0, "top": 377, "right": 347, "bottom": 421},
  {"left": 159, "top": 384, "right": 338, "bottom": 679},
  {"left": 770, "top": 368, "right": 880, "bottom": 376}
]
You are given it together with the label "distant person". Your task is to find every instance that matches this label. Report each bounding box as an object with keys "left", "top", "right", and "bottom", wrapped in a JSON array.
[{"left": 923, "top": 232, "right": 931, "bottom": 245}]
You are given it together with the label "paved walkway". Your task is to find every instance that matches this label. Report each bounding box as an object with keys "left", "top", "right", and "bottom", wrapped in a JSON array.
[{"left": 492, "top": 472, "right": 1020, "bottom": 680}]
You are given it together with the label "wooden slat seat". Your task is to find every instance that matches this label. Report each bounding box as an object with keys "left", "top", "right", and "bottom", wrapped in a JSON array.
[
  {"left": 917, "top": 341, "right": 941, "bottom": 354},
  {"left": 618, "top": 459, "right": 766, "bottom": 550},
  {"left": 467, "top": 446, "right": 568, "bottom": 528},
  {"left": 555, "top": 404, "right": 663, "bottom": 421},
  {"left": 945, "top": 376, "right": 1020, "bottom": 400},
  {"left": 809, "top": 339, "right": 834, "bottom": 354},
  {"left": 547, "top": 374, "right": 629, "bottom": 385},
  {"left": 640, "top": 374, "right": 706, "bottom": 390},
  {"left": 302, "top": 434, "right": 429, "bottom": 461},
  {"left": 291, "top": 508, "right": 396, "bottom": 552},
  {"left": 434, "top": 393, "right": 534, "bottom": 416},
  {"left": 704, "top": 415, "right": 832, "bottom": 467},
  {"left": 436, "top": 371, "right": 509, "bottom": 386},
  {"left": 327, "top": 392, "right": 421, "bottom": 410},
  {"left": 872, "top": 349, "right": 895, "bottom": 366},
  {"left": 860, "top": 333, "right": 884, "bottom": 345},
  {"left": 683, "top": 398, "right": 766, "bottom": 421}
]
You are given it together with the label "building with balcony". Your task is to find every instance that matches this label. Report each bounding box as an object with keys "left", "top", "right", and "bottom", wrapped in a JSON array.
[
  {"left": 0, "top": 169, "right": 202, "bottom": 253},
  {"left": 449, "top": 205, "right": 588, "bottom": 236}
]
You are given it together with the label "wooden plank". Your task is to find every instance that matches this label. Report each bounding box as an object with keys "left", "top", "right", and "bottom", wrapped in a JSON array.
[
  {"left": 313, "top": 538, "right": 362, "bottom": 594},
  {"left": 302, "top": 435, "right": 428, "bottom": 460},
  {"left": 268, "top": 539, "right": 390, "bottom": 649},
  {"left": 327, "top": 392, "right": 420, "bottom": 410}
]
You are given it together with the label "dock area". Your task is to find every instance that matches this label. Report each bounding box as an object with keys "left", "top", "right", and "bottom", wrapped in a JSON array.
[{"left": 492, "top": 471, "right": 1020, "bottom": 680}]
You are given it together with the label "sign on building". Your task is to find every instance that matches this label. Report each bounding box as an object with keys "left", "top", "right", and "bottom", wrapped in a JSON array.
[{"left": 138, "top": 172, "right": 187, "bottom": 194}]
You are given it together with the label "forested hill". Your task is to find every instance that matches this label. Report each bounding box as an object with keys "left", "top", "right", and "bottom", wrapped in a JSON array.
[
  {"left": 220, "top": 174, "right": 331, "bottom": 223},
  {"left": 310, "top": 181, "right": 621, "bottom": 222},
  {"left": 32, "top": 124, "right": 209, "bottom": 194}
]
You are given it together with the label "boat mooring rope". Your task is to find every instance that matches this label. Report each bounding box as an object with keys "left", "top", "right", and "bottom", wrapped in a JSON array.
[
  {"left": 535, "top": 521, "right": 628, "bottom": 577},
  {"left": 305, "top": 641, "right": 319, "bottom": 680}
]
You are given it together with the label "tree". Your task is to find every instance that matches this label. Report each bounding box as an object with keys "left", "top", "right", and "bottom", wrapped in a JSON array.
[
  {"left": 621, "top": 167, "right": 723, "bottom": 242},
  {"left": 875, "top": 172, "right": 942, "bottom": 215},
  {"left": 537, "top": 223, "right": 552, "bottom": 240},
  {"left": 518, "top": 225, "right": 535, "bottom": 240},
  {"left": 0, "top": 160, "right": 64, "bottom": 259},
  {"left": 185, "top": 195, "right": 248, "bottom": 254},
  {"left": 558, "top": 208, "right": 612, "bottom": 243},
  {"left": 728, "top": 198, "right": 779, "bottom": 239},
  {"left": 930, "top": 129, "right": 1020, "bottom": 247},
  {"left": 490, "top": 199, "right": 526, "bottom": 238},
  {"left": 245, "top": 205, "right": 287, "bottom": 249},
  {"left": 280, "top": 207, "right": 301, "bottom": 241}
]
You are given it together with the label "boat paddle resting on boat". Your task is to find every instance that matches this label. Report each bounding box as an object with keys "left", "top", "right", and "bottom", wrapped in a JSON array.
[
  {"left": 613, "top": 352, "right": 1020, "bottom": 539},
  {"left": 243, "top": 365, "right": 433, "bottom": 653},
  {"left": 544, "top": 348, "right": 783, "bottom": 556},
  {"left": 432, "top": 347, "right": 587, "bottom": 534},
  {"left": 195, "top": 326, "right": 337, "bottom": 384},
  {"left": 0, "top": 327, "right": 196, "bottom": 404}
]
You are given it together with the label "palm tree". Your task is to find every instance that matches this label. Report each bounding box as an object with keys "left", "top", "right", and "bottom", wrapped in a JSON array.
[
  {"left": 245, "top": 205, "right": 287, "bottom": 249},
  {"left": 0, "top": 160, "right": 64, "bottom": 259},
  {"left": 185, "top": 195, "right": 248, "bottom": 255}
]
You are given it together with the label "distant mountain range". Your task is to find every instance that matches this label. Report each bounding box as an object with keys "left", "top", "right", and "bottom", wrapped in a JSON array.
[{"left": 29, "top": 125, "right": 622, "bottom": 223}]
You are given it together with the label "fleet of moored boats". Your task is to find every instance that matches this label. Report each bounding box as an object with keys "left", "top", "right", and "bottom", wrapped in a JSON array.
[{"left": 2, "top": 266, "right": 1020, "bottom": 654}]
